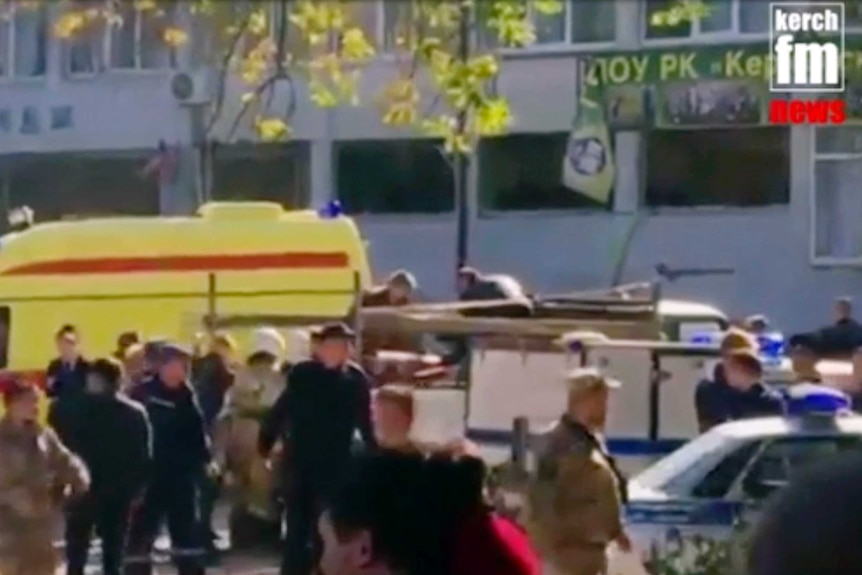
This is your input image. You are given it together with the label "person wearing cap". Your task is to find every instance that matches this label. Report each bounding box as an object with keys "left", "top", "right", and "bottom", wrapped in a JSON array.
[
  {"left": 214, "top": 327, "right": 287, "bottom": 545},
  {"left": 63, "top": 358, "right": 151, "bottom": 575},
  {"left": 0, "top": 379, "right": 90, "bottom": 575},
  {"left": 456, "top": 266, "right": 514, "bottom": 301},
  {"left": 694, "top": 329, "right": 759, "bottom": 432},
  {"left": 362, "top": 269, "right": 419, "bottom": 307},
  {"left": 46, "top": 323, "right": 90, "bottom": 398},
  {"left": 259, "top": 322, "right": 376, "bottom": 575},
  {"left": 125, "top": 342, "right": 211, "bottom": 575},
  {"left": 526, "top": 368, "right": 630, "bottom": 575},
  {"left": 743, "top": 314, "right": 770, "bottom": 336},
  {"left": 788, "top": 334, "right": 823, "bottom": 384}
]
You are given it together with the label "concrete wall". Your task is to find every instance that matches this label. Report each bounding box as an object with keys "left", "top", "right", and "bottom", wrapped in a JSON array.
[{"left": 355, "top": 126, "right": 862, "bottom": 335}]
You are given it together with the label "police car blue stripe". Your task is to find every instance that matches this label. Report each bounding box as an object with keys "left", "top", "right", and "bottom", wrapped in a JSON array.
[
  {"left": 625, "top": 501, "right": 739, "bottom": 526},
  {"left": 466, "top": 427, "right": 687, "bottom": 456}
]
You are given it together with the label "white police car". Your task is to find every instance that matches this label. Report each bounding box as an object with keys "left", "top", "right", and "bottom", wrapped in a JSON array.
[{"left": 625, "top": 386, "right": 862, "bottom": 554}]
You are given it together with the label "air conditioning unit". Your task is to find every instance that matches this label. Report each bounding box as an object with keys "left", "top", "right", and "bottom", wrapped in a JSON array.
[{"left": 169, "top": 70, "right": 212, "bottom": 105}]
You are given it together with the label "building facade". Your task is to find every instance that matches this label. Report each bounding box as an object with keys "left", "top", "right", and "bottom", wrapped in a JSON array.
[{"left": 1, "top": 1, "right": 861, "bottom": 331}]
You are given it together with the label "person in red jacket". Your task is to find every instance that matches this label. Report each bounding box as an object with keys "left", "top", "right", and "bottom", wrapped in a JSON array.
[{"left": 318, "top": 450, "right": 539, "bottom": 575}]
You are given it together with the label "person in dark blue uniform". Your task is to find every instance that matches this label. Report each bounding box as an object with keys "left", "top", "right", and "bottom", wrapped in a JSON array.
[
  {"left": 259, "top": 322, "right": 376, "bottom": 575},
  {"left": 124, "top": 343, "right": 211, "bottom": 575},
  {"left": 64, "top": 358, "right": 151, "bottom": 575},
  {"left": 815, "top": 296, "right": 862, "bottom": 355},
  {"left": 46, "top": 324, "right": 89, "bottom": 398}
]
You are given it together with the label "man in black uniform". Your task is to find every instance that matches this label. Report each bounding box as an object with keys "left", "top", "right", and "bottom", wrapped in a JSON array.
[
  {"left": 259, "top": 322, "right": 376, "bottom": 575},
  {"left": 125, "top": 343, "right": 211, "bottom": 575},
  {"left": 46, "top": 324, "right": 90, "bottom": 398},
  {"left": 64, "top": 358, "right": 152, "bottom": 575}
]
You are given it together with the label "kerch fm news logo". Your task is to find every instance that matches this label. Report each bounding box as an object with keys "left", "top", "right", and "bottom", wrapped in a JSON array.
[{"left": 769, "top": 2, "right": 846, "bottom": 125}]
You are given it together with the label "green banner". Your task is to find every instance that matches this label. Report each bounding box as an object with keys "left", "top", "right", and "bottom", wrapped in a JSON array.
[
  {"left": 563, "top": 68, "right": 615, "bottom": 204},
  {"left": 580, "top": 38, "right": 862, "bottom": 128}
]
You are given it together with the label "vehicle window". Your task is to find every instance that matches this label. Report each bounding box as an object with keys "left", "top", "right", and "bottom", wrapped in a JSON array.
[
  {"left": 0, "top": 307, "right": 9, "bottom": 369},
  {"left": 676, "top": 321, "right": 724, "bottom": 342},
  {"left": 743, "top": 436, "right": 862, "bottom": 497},
  {"left": 692, "top": 441, "right": 760, "bottom": 499},
  {"left": 633, "top": 429, "right": 742, "bottom": 492}
]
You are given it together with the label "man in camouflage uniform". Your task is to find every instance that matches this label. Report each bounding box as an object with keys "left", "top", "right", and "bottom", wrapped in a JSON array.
[
  {"left": 0, "top": 379, "right": 90, "bottom": 575},
  {"left": 527, "top": 368, "right": 631, "bottom": 575}
]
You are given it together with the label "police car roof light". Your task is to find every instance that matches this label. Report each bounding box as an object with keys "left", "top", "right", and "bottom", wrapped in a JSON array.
[
  {"left": 784, "top": 384, "right": 851, "bottom": 417},
  {"left": 317, "top": 200, "right": 343, "bottom": 219},
  {"left": 757, "top": 332, "right": 785, "bottom": 359}
]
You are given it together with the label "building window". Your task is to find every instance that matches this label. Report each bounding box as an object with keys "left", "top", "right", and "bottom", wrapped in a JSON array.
[
  {"left": 645, "top": 128, "right": 790, "bottom": 207},
  {"left": 63, "top": 1, "right": 106, "bottom": 76},
  {"left": 382, "top": 1, "right": 414, "bottom": 51},
  {"left": 644, "top": 0, "right": 769, "bottom": 40},
  {"left": 479, "top": 133, "right": 607, "bottom": 211},
  {"left": 812, "top": 127, "right": 862, "bottom": 263},
  {"left": 481, "top": 0, "right": 615, "bottom": 48},
  {"left": 336, "top": 139, "right": 455, "bottom": 214},
  {"left": 211, "top": 143, "right": 308, "bottom": 207},
  {"left": 109, "top": 2, "right": 178, "bottom": 70},
  {"left": 0, "top": 2, "right": 48, "bottom": 79}
]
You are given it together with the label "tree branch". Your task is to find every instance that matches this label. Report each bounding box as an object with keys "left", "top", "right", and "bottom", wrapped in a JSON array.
[{"left": 204, "top": 7, "right": 254, "bottom": 136}]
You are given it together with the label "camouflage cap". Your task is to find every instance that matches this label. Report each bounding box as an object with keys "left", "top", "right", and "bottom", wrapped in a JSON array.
[{"left": 565, "top": 367, "right": 621, "bottom": 395}]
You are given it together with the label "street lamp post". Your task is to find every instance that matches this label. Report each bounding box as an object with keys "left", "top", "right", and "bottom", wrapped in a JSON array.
[{"left": 454, "top": 1, "right": 471, "bottom": 271}]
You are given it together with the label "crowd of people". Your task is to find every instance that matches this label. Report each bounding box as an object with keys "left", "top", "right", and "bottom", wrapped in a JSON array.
[
  {"left": 0, "top": 310, "right": 548, "bottom": 575},
  {"left": 695, "top": 296, "right": 862, "bottom": 432},
  {"left": 4, "top": 276, "right": 862, "bottom": 575}
]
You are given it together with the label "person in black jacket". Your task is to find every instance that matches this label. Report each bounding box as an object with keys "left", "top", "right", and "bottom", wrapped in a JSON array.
[
  {"left": 259, "top": 322, "right": 376, "bottom": 575},
  {"left": 63, "top": 358, "right": 151, "bottom": 575},
  {"left": 126, "top": 343, "right": 212, "bottom": 575},
  {"left": 815, "top": 296, "right": 862, "bottom": 355},
  {"left": 46, "top": 324, "right": 89, "bottom": 398},
  {"left": 191, "top": 332, "right": 235, "bottom": 559}
]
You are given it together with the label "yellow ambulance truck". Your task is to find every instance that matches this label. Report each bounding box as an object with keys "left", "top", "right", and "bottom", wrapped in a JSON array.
[{"left": 0, "top": 202, "right": 371, "bottom": 409}]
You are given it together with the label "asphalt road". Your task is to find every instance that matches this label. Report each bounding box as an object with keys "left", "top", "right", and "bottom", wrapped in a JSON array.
[{"left": 54, "top": 506, "right": 283, "bottom": 575}]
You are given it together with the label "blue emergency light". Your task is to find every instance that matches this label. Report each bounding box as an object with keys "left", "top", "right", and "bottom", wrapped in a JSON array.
[
  {"left": 690, "top": 332, "right": 719, "bottom": 345},
  {"left": 783, "top": 384, "right": 851, "bottom": 416},
  {"left": 757, "top": 332, "right": 785, "bottom": 359},
  {"left": 689, "top": 331, "right": 786, "bottom": 366},
  {"left": 317, "top": 200, "right": 343, "bottom": 219}
]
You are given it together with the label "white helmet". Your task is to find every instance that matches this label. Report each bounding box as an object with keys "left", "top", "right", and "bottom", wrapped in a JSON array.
[{"left": 250, "top": 327, "right": 286, "bottom": 361}]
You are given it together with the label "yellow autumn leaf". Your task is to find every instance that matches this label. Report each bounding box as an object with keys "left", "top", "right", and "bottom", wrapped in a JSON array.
[
  {"left": 163, "top": 26, "right": 189, "bottom": 47},
  {"left": 134, "top": 0, "right": 157, "bottom": 13},
  {"left": 53, "top": 12, "right": 86, "bottom": 38},
  {"left": 255, "top": 117, "right": 291, "bottom": 141}
]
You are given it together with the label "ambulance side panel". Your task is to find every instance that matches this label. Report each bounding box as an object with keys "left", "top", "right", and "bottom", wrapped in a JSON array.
[{"left": 0, "top": 205, "right": 370, "bottom": 372}]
